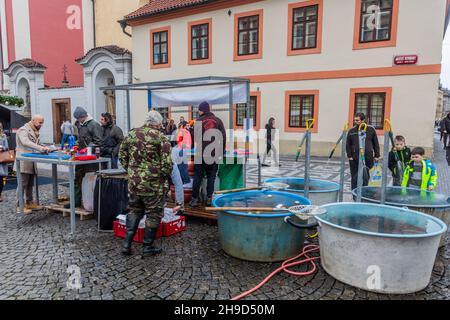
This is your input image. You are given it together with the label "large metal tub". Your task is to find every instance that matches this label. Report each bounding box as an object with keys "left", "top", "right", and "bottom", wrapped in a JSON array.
[
  {"left": 264, "top": 178, "right": 340, "bottom": 205},
  {"left": 212, "top": 190, "right": 312, "bottom": 262},
  {"left": 352, "top": 186, "right": 450, "bottom": 247},
  {"left": 315, "top": 203, "right": 447, "bottom": 294}
]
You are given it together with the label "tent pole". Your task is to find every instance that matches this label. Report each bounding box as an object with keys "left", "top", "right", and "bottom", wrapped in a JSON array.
[
  {"left": 147, "top": 90, "right": 152, "bottom": 111},
  {"left": 244, "top": 81, "right": 251, "bottom": 188},
  {"left": 126, "top": 90, "right": 131, "bottom": 132},
  {"left": 228, "top": 80, "right": 234, "bottom": 159}
]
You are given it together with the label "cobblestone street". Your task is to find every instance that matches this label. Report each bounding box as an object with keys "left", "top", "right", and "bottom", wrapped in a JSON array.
[{"left": 0, "top": 134, "right": 448, "bottom": 300}]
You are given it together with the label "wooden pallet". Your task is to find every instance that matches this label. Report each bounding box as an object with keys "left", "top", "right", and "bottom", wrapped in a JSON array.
[
  {"left": 183, "top": 206, "right": 217, "bottom": 221},
  {"left": 166, "top": 202, "right": 217, "bottom": 222},
  {"left": 44, "top": 204, "right": 94, "bottom": 221}
]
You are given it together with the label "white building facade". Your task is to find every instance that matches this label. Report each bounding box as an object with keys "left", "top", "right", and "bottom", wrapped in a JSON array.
[
  {"left": 123, "top": 0, "right": 447, "bottom": 156},
  {"left": 3, "top": 46, "right": 132, "bottom": 144}
]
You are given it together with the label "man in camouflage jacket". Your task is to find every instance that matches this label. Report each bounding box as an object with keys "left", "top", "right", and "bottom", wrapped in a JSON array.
[{"left": 119, "top": 110, "right": 173, "bottom": 256}]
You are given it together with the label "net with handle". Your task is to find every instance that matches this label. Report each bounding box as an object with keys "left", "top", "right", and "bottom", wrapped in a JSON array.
[
  {"left": 287, "top": 205, "right": 327, "bottom": 221},
  {"left": 262, "top": 182, "right": 290, "bottom": 190}
]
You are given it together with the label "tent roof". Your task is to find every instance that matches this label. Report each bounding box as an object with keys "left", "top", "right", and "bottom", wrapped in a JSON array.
[
  {"left": 100, "top": 76, "right": 249, "bottom": 91},
  {"left": 0, "top": 103, "right": 22, "bottom": 112}
]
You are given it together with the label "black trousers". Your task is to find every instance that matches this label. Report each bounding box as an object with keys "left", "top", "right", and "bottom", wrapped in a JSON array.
[
  {"left": 349, "top": 159, "right": 373, "bottom": 191},
  {"left": 0, "top": 176, "right": 4, "bottom": 196},
  {"left": 446, "top": 147, "right": 450, "bottom": 166},
  {"left": 442, "top": 133, "right": 448, "bottom": 148},
  {"left": 192, "top": 163, "right": 218, "bottom": 199}
]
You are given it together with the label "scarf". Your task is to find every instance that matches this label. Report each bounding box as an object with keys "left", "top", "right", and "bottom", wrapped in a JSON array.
[
  {"left": 28, "top": 121, "right": 40, "bottom": 137},
  {"left": 80, "top": 115, "right": 94, "bottom": 126}
]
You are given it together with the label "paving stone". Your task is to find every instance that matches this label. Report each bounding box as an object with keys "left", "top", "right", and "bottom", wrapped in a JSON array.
[{"left": 0, "top": 134, "right": 448, "bottom": 300}]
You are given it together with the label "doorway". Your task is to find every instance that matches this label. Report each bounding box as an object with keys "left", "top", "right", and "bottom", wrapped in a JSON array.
[{"left": 52, "top": 98, "right": 71, "bottom": 144}]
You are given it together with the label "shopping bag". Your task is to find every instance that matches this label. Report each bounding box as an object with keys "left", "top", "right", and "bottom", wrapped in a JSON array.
[{"left": 368, "top": 162, "right": 383, "bottom": 186}]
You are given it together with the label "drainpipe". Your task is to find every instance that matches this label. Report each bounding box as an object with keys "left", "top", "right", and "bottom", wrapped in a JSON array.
[
  {"left": 120, "top": 20, "right": 132, "bottom": 38},
  {"left": 92, "top": 0, "right": 97, "bottom": 47},
  {"left": 0, "top": 15, "right": 4, "bottom": 90}
]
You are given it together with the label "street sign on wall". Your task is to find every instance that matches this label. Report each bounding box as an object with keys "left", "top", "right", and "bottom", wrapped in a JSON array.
[{"left": 394, "top": 55, "right": 419, "bottom": 65}]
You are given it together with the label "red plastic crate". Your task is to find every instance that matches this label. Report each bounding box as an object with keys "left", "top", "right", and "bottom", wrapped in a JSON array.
[
  {"left": 113, "top": 221, "right": 163, "bottom": 243},
  {"left": 162, "top": 216, "right": 186, "bottom": 237}
]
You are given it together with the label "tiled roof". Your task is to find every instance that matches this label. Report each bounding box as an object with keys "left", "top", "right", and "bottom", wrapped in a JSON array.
[
  {"left": 124, "top": 0, "right": 213, "bottom": 21},
  {"left": 15, "top": 59, "right": 46, "bottom": 69},
  {"left": 75, "top": 45, "right": 131, "bottom": 62},
  {"left": 3, "top": 58, "right": 46, "bottom": 73}
]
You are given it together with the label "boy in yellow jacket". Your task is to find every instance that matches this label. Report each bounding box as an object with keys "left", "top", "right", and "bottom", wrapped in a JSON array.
[{"left": 402, "top": 147, "right": 438, "bottom": 192}]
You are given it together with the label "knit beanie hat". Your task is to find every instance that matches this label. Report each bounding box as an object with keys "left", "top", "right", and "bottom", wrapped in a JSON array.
[
  {"left": 198, "top": 101, "right": 211, "bottom": 113},
  {"left": 73, "top": 107, "right": 88, "bottom": 119}
]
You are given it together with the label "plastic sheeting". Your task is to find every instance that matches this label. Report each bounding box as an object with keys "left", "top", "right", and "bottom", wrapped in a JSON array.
[
  {"left": 150, "top": 83, "right": 248, "bottom": 107},
  {"left": 82, "top": 173, "right": 97, "bottom": 212},
  {"left": 94, "top": 175, "right": 129, "bottom": 231}
]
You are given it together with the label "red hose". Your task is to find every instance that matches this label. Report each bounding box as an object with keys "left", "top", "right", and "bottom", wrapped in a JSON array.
[{"left": 231, "top": 245, "right": 320, "bottom": 300}]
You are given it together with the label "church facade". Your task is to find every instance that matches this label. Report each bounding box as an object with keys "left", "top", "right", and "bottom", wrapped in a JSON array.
[
  {"left": 3, "top": 46, "right": 132, "bottom": 144},
  {"left": 0, "top": 0, "right": 143, "bottom": 144}
]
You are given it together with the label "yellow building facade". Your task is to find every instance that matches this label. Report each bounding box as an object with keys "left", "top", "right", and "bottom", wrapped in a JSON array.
[{"left": 94, "top": 0, "right": 148, "bottom": 50}]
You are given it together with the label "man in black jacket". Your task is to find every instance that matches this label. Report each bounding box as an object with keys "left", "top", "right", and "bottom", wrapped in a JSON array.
[
  {"left": 443, "top": 112, "right": 450, "bottom": 165},
  {"left": 346, "top": 113, "right": 380, "bottom": 191},
  {"left": 189, "top": 101, "right": 226, "bottom": 207},
  {"left": 68, "top": 107, "right": 103, "bottom": 208},
  {"left": 439, "top": 115, "right": 449, "bottom": 149},
  {"left": 100, "top": 112, "right": 124, "bottom": 169}
]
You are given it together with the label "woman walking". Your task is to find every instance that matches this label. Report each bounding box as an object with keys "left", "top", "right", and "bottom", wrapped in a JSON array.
[
  {"left": 0, "top": 123, "right": 10, "bottom": 202},
  {"left": 262, "top": 117, "right": 279, "bottom": 167}
]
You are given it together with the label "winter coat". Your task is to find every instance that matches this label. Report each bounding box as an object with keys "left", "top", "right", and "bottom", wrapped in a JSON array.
[
  {"left": 61, "top": 122, "right": 74, "bottom": 135},
  {"left": 15, "top": 122, "right": 46, "bottom": 174},
  {"left": 265, "top": 123, "right": 275, "bottom": 143},
  {"left": 119, "top": 124, "right": 173, "bottom": 196},
  {"left": 74, "top": 116, "right": 103, "bottom": 150},
  {"left": 195, "top": 112, "right": 227, "bottom": 160},
  {"left": 388, "top": 147, "right": 411, "bottom": 178},
  {"left": 443, "top": 116, "right": 450, "bottom": 146},
  {"left": 402, "top": 159, "right": 438, "bottom": 191},
  {"left": 176, "top": 127, "right": 192, "bottom": 150},
  {"left": 0, "top": 134, "right": 9, "bottom": 176},
  {"left": 346, "top": 124, "right": 380, "bottom": 167},
  {"left": 101, "top": 124, "right": 124, "bottom": 158}
]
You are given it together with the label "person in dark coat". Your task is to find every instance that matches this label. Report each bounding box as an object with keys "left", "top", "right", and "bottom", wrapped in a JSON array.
[
  {"left": 100, "top": 113, "right": 124, "bottom": 169},
  {"left": 346, "top": 112, "right": 380, "bottom": 191},
  {"left": 388, "top": 135, "right": 411, "bottom": 186},
  {"left": 443, "top": 112, "right": 450, "bottom": 165},
  {"left": 69, "top": 107, "right": 103, "bottom": 208},
  {"left": 189, "top": 101, "right": 226, "bottom": 207},
  {"left": 262, "top": 117, "right": 279, "bottom": 167},
  {"left": 165, "top": 119, "right": 177, "bottom": 136},
  {"left": 439, "top": 115, "right": 449, "bottom": 149},
  {"left": 0, "top": 123, "right": 9, "bottom": 202}
]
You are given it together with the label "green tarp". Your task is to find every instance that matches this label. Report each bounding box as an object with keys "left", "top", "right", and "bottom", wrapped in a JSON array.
[{"left": 218, "top": 157, "right": 244, "bottom": 190}]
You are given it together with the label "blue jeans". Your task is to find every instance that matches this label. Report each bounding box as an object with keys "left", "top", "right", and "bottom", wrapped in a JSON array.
[
  {"left": 174, "top": 148, "right": 190, "bottom": 184},
  {"left": 171, "top": 164, "right": 184, "bottom": 205},
  {"left": 61, "top": 134, "right": 70, "bottom": 148},
  {"left": 178, "top": 163, "right": 190, "bottom": 184}
]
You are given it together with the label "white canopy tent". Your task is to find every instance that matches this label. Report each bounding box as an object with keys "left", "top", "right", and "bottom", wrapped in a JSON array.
[{"left": 100, "top": 76, "right": 253, "bottom": 187}]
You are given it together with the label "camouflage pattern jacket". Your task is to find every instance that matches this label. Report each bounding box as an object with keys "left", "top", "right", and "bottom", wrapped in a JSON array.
[{"left": 119, "top": 124, "right": 173, "bottom": 196}]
